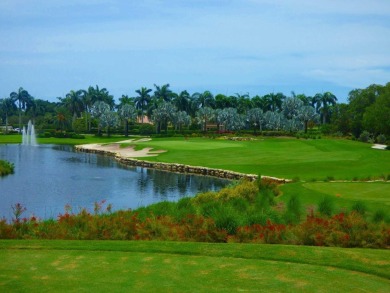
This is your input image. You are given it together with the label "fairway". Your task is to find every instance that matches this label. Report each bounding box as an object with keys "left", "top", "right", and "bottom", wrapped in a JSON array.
[
  {"left": 280, "top": 182, "right": 390, "bottom": 214},
  {"left": 1, "top": 241, "right": 389, "bottom": 292},
  {"left": 132, "top": 137, "right": 389, "bottom": 180}
]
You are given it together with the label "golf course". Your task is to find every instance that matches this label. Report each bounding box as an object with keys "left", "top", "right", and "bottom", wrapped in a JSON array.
[{"left": 1, "top": 135, "right": 389, "bottom": 291}]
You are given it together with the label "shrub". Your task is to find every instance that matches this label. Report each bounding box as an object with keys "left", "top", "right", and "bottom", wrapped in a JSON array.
[
  {"left": 0, "top": 160, "right": 14, "bottom": 176},
  {"left": 376, "top": 134, "right": 387, "bottom": 144},
  {"left": 138, "top": 124, "right": 154, "bottom": 135},
  {"left": 358, "top": 131, "right": 372, "bottom": 143},
  {"left": 317, "top": 196, "right": 334, "bottom": 217},
  {"left": 372, "top": 209, "right": 386, "bottom": 223},
  {"left": 284, "top": 194, "right": 302, "bottom": 224},
  {"left": 351, "top": 201, "right": 367, "bottom": 217}
]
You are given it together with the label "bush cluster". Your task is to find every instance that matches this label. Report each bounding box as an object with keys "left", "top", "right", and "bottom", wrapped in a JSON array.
[
  {"left": 1, "top": 180, "right": 389, "bottom": 248},
  {"left": 0, "top": 159, "right": 14, "bottom": 176}
]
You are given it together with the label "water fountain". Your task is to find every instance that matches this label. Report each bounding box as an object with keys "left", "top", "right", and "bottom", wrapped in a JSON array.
[{"left": 22, "top": 120, "right": 37, "bottom": 146}]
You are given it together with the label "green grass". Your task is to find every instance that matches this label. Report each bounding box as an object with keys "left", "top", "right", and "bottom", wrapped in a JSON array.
[
  {"left": 1, "top": 135, "right": 389, "bottom": 289},
  {"left": 0, "top": 240, "right": 389, "bottom": 292},
  {"left": 280, "top": 182, "right": 390, "bottom": 216},
  {"left": 2, "top": 135, "right": 388, "bottom": 181},
  {"left": 131, "top": 137, "right": 389, "bottom": 180},
  {"left": 0, "top": 134, "right": 132, "bottom": 145}
]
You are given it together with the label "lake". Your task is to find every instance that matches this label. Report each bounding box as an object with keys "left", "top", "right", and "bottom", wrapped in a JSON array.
[{"left": 0, "top": 144, "right": 230, "bottom": 221}]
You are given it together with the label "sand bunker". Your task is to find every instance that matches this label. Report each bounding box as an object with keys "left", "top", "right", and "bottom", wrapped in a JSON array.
[
  {"left": 76, "top": 138, "right": 165, "bottom": 158},
  {"left": 372, "top": 144, "right": 387, "bottom": 150}
]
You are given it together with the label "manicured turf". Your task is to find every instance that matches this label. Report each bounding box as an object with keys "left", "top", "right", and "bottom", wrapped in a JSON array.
[
  {"left": 132, "top": 137, "right": 389, "bottom": 180},
  {"left": 0, "top": 134, "right": 130, "bottom": 145},
  {"left": 1, "top": 135, "right": 389, "bottom": 290},
  {"left": 0, "top": 240, "right": 389, "bottom": 292},
  {"left": 280, "top": 181, "right": 390, "bottom": 215},
  {"left": 2, "top": 135, "right": 388, "bottom": 181}
]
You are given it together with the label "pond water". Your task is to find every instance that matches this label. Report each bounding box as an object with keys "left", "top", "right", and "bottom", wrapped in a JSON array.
[{"left": 0, "top": 144, "right": 230, "bottom": 221}]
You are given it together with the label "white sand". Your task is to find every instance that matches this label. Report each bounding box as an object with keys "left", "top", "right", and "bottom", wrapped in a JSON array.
[
  {"left": 77, "top": 138, "right": 165, "bottom": 158},
  {"left": 372, "top": 144, "right": 387, "bottom": 150}
]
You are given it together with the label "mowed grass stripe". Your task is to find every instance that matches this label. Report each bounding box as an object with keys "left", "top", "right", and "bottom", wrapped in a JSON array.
[
  {"left": 280, "top": 182, "right": 390, "bottom": 214},
  {"left": 2, "top": 249, "right": 389, "bottom": 292},
  {"left": 132, "top": 137, "right": 389, "bottom": 180},
  {"left": 1, "top": 241, "right": 390, "bottom": 279}
]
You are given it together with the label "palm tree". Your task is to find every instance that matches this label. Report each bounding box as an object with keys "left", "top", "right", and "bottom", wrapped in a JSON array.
[
  {"left": 154, "top": 84, "right": 174, "bottom": 102},
  {"left": 215, "top": 94, "right": 229, "bottom": 109},
  {"left": 59, "top": 90, "right": 85, "bottom": 125},
  {"left": 87, "top": 85, "right": 115, "bottom": 109},
  {"left": 25, "top": 99, "right": 47, "bottom": 121},
  {"left": 91, "top": 101, "right": 110, "bottom": 136},
  {"left": 118, "top": 95, "right": 134, "bottom": 108},
  {"left": 99, "top": 111, "right": 119, "bottom": 137},
  {"left": 282, "top": 97, "right": 303, "bottom": 120},
  {"left": 247, "top": 108, "right": 264, "bottom": 133},
  {"left": 314, "top": 92, "right": 338, "bottom": 124},
  {"left": 172, "top": 111, "right": 191, "bottom": 132},
  {"left": 173, "top": 90, "right": 190, "bottom": 112},
  {"left": 273, "top": 93, "right": 286, "bottom": 112},
  {"left": 10, "top": 87, "right": 32, "bottom": 130},
  {"left": 196, "top": 107, "right": 214, "bottom": 132},
  {"left": 192, "top": 91, "right": 215, "bottom": 109},
  {"left": 0, "top": 98, "right": 17, "bottom": 133},
  {"left": 298, "top": 106, "right": 319, "bottom": 133},
  {"left": 235, "top": 93, "right": 252, "bottom": 114},
  {"left": 151, "top": 102, "right": 176, "bottom": 134},
  {"left": 55, "top": 106, "right": 71, "bottom": 132},
  {"left": 135, "top": 87, "right": 152, "bottom": 123},
  {"left": 118, "top": 104, "right": 137, "bottom": 137}
]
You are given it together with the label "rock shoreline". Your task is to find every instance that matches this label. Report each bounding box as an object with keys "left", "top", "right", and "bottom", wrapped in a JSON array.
[{"left": 75, "top": 145, "right": 290, "bottom": 184}]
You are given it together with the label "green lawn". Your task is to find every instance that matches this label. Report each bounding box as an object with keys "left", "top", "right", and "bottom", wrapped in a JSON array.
[
  {"left": 0, "top": 134, "right": 129, "bottom": 145},
  {"left": 2, "top": 135, "right": 388, "bottom": 181},
  {"left": 131, "top": 137, "right": 389, "bottom": 180},
  {"left": 1, "top": 135, "right": 389, "bottom": 290},
  {"left": 280, "top": 181, "right": 390, "bottom": 215},
  {"left": 0, "top": 240, "right": 389, "bottom": 292}
]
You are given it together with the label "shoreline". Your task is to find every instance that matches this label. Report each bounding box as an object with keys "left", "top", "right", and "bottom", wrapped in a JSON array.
[{"left": 74, "top": 143, "right": 291, "bottom": 184}]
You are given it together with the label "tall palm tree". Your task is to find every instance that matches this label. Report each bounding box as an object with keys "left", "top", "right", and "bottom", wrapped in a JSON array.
[
  {"left": 118, "top": 104, "right": 137, "bottom": 137},
  {"left": 135, "top": 87, "right": 152, "bottom": 123},
  {"left": 192, "top": 91, "right": 215, "bottom": 109},
  {"left": 10, "top": 87, "right": 31, "bottom": 130},
  {"left": 298, "top": 106, "right": 319, "bottom": 133},
  {"left": 59, "top": 90, "right": 85, "bottom": 123},
  {"left": 118, "top": 95, "right": 134, "bottom": 108},
  {"left": 235, "top": 93, "right": 252, "bottom": 114},
  {"left": 0, "top": 98, "right": 17, "bottom": 133},
  {"left": 247, "top": 108, "right": 264, "bottom": 133},
  {"left": 173, "top": 90, "right": 190, "bottom": 112},
  {"left": 196, "top": 107, "right": 214, "bottom": 132},
  {"left": 154, "top": 84, "right": 174, "bottom": 102},
  {"left": 91, "top": 101, "right": 110, "bottom": 136},
  {"left": 87, "top": 85, "right": 115, "bottom": 109},
  {"left": 314, "top": 92, "right": 338, "bottom": 124},
  {"left": 264, "top": 93, "right": 285, "bottom": 112}
]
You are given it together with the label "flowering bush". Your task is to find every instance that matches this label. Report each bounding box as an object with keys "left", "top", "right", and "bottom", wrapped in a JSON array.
[{"left": 1, "top": 183, "right": 389, "bottom": 248}]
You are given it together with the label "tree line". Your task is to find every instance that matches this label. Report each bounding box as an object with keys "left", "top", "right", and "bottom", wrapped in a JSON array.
[{"left": 0, "top": 82, "right": 388, "bottom": 140}]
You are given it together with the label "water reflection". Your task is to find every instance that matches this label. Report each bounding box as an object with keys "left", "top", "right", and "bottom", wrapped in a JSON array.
[{"left": 0, "top": 144, "right": 230, "bottom": 221}]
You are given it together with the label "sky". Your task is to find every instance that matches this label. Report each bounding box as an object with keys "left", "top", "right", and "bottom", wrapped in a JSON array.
[{"left": 1, "top": 0, "right": 390, "bottom": 103}]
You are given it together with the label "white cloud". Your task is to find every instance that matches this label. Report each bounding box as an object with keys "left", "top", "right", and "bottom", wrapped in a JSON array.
[{"left": 1, "top": 0, "right": 389, "bottom": 101}]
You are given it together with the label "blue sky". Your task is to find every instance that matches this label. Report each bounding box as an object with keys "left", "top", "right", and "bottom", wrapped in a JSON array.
[{"left": 1, "top": 0, "right": 390, "bottom": 103}]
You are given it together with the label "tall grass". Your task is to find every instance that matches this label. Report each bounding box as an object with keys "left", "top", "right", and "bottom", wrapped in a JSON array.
[{"left": 1, "top": 179, "right": 389, "bottom": 248}]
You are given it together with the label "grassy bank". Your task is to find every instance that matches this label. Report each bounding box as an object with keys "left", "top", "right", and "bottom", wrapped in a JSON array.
[
  {"left": 2, "top": 135, "right": 388, "bottom": 181},
  {"left": 0, "top": 134, "right": 128, "bottom": 145},
  {"left": 130, "top": 137, "right": 389, "bottom": 180},
  {"left": 280, "top": 181, "right": 390, "bottom": 215},
  {"left": 0, "top": 240, "right": 389, "bottom": 292}
]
